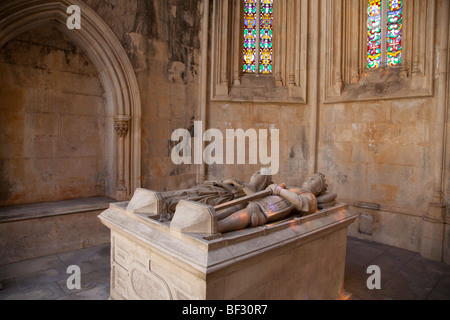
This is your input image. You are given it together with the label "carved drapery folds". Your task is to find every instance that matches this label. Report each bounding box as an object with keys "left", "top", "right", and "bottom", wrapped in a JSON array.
[
  {"left": 211, "top": 0, "right": 308, "bottom": 104},
  {"left": 323, "top": 0, "right": 436, "bottom": 103}
]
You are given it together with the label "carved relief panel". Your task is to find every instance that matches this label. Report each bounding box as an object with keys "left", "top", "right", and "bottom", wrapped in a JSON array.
[{"left": 110, "top": 234, "right": 202, "bottom": 300}]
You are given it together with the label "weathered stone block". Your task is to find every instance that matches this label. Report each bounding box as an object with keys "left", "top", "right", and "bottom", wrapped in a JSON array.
[
  {"left": 252, "top": 105, "right": 280, "bottom": 124},
  {"left": 374, "top": 144, "right": 420, "bottom": 166},
  {"left": 0, "top": 197, "right": 112, "bottom": 265},
  {"left": 359, "top": 212, "right": 373, "bottom": 235},
  {"left": 353, "top": 103, "right": 391, "bottom": 123}
]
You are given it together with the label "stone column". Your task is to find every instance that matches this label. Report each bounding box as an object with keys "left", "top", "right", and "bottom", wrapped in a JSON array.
[
  {"left": 444, "top": 212, "right": 450, "bottom": 264},
  {"left": 219, "top": 0, "right": 229, "bottom": 93},
  {"left": 420, "top": 0, "right": 448, "bottom": 262},
  {"left": 421, "top": 204, "right": 446, "bottom": 261},
  {"left": 332, "top": 0, "right": 344, "bottom": 95},
  {"left": 349, "top": 0, "right": 361, "bottom": 84},
  {"left": 231, "top": 0, "right": 241, "bottom": 86},
  {"left": 198, "top": 0, "right": 210, "bottom": 183},
  {"left": 114, "top": 115, "right": 131, "bottom": 200}
]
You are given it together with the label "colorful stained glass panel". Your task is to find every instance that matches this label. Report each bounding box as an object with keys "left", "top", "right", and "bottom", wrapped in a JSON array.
[
  {"left": 259, "top": 0, "right": 273, "bottom": 74},
  {"left": 243, "top": 0, "right": 257, "bottom": 73},
  {"left": 367, "top": 0, "right": 382, "bottom": 69},
  {"left": 386, "top": 0, "right": 402, "bottom": 66}
]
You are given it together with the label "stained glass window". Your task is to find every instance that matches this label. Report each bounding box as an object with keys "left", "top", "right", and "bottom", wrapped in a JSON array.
[
  {"left": 243, "top": 0, "right": 273, "bottom": 74},
  {"left": 259, "top": 0, "right": 273, "bottom": 74},
  {"left": 367, "top": 0, "right": 402, "bottom": 69},
  {"left": 386, "top": 0, "right": 402, "bottom": 66},
  {"left": 243, "top": 0, "right": 257, "bottom": 73},
  {"left": 367, "top": 0, "right": 382, "bottom": 69}
]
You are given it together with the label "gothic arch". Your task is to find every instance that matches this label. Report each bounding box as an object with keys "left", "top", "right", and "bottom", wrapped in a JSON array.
[{"left": 0, "top": 0, "right": 141, "bottom": 200}]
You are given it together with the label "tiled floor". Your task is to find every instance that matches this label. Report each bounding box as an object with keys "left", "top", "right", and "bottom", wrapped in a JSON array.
[
  {"left": 0, "top": 243, "right": 110, "bottom": 300},
  {"left": 0, "top": 237, "right": 449, "bottom": 300},
  {"left": 344, "top": 237, "right": 450, "bottom": 300}
]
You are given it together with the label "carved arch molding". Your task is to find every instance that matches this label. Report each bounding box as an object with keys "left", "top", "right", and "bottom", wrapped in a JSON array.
[{"left": 0, "top": 0, "right": 141, "bottom": 200}]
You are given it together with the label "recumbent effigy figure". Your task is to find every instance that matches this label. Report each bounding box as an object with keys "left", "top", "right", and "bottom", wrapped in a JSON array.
[
  {"left": 156, "top": 171, "right": 337, "bottom": 233},
  {"left": 157, "top": 171, "right": 273, "bottom": 221},
  {"left": 216, "top": 172, "right": 337, "bottom": 233}
]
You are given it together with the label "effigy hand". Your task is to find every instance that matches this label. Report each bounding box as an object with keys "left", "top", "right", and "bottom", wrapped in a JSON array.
[{"left": 266, "top": 183, "right": 285, "bottom": 196}]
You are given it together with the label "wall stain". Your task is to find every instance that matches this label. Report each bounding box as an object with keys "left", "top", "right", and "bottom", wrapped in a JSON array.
[{"left": 0, "top": 162, "right": 15, "bottom": 204}]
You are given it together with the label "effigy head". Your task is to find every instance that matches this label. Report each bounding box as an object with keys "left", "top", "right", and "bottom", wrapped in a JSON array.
[{"left": 301, "top": 172, "right": 328, "bottom": 196}]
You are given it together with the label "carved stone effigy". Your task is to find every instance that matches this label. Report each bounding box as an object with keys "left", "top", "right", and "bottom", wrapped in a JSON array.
[{"left": 98, "top": 185, "right": 357, "bottom": 300}]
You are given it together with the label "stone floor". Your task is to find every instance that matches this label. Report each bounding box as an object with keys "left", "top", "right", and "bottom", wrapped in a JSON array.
[
  {"left": 0, "top": 243, "right": 111, "bottom": 300},
  {"left": 344, "top": 237, "right": 450, "bottom": 300},
  {"left": 0, "top": 236, "right": 449, "bottom": 300}
]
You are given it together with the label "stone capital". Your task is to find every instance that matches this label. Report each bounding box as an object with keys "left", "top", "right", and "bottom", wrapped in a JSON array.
[{"left": 114, "top": 115, "right": 131, "bottom": 138}]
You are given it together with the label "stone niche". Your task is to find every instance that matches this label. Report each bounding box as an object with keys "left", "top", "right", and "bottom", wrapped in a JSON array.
[
  {"left": 0, "top": 25, "right": 106, "bottom": 206},
  {"left": 0, "top": 0, "right": 142, "bottom": 264},
  {"left": 99, "top": 194, "right": 357, "bottom": 300}
]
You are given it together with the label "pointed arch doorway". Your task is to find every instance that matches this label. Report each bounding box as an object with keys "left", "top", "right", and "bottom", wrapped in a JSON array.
[{"left": 0, "top": 0, "right": 141, "bottom": 202}]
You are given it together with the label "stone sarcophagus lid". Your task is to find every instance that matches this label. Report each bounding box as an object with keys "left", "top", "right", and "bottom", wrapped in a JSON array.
[{"left": 98, "top": 188, "right": 357, "bottom": 300}]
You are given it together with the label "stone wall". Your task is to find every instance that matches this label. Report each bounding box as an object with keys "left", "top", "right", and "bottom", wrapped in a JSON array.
[
  {"left": 84, "top": 0, "right": 203, "bottom": 192},
  {"left": 202, "top": 0, "right": 450, "bottom": 261},
  {"left": 207, "top": 102, "right": 309, "bottom": 187},
  {"left": 321, "top": 97, "right": 435, "bottom": 252},
  {"left": 0, "top": 0, "right": 205, "bottom": 263},
  {"left": 0, "top": 26, "right": 105, "bottom": 206},
  {"left": 0, "top": 0, "right": 448, "bottom": 263},
  {"left": 0, "top": 0, "right": 204, "bottom": 205}
]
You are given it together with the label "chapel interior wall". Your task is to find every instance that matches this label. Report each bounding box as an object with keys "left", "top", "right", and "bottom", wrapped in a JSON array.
[{"left": 0, "top": 0, "right": 448, "bottom": 262}]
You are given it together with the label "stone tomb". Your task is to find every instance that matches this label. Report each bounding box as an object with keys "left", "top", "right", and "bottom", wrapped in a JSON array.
[{"left": 98, "top": 190, "right": 357, "bottom": 300}]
